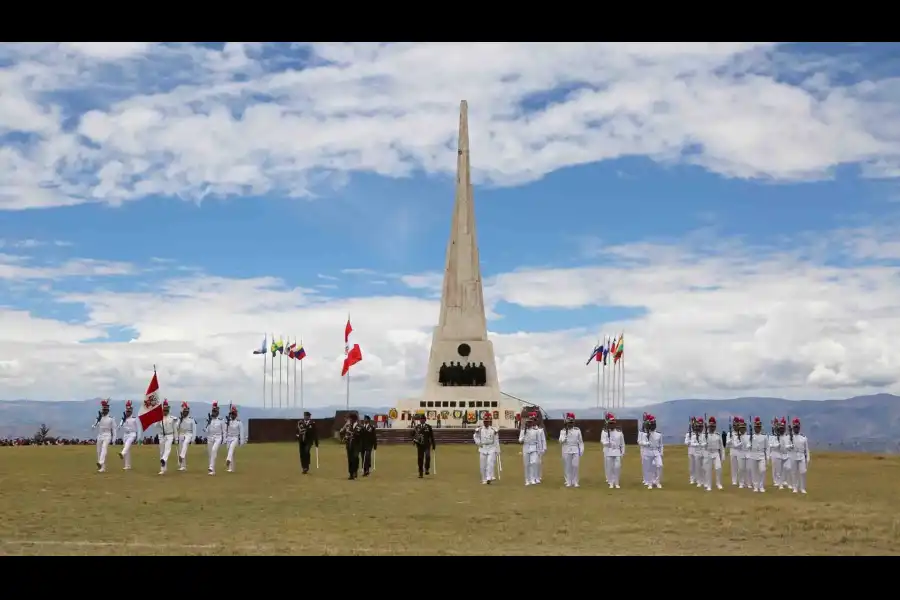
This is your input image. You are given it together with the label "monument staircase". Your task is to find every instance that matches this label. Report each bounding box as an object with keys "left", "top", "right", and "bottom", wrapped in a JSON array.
[{"left": 375, "top": 427, "right": 521, "bottom": 445}]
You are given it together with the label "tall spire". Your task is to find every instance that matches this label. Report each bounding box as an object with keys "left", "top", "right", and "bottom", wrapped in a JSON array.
[{"left": 437, "top": 100, "right": 488, "bottom": 341}]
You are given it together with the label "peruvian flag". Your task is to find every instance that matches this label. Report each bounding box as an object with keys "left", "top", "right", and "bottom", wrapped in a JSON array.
[
  {"left": 342, "top": 317, "right": 362, "bottom": 376},
  {"left": 138, "top": 370, "right": 164, "bottom": 429}
]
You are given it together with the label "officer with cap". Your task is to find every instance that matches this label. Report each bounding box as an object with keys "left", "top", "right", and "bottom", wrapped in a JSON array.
[
  {"left": 296, "top": 411, "right": 319, "bottom": 474},
  {"left": 360, "top": 415, "right": 378, "bottom": 476}
]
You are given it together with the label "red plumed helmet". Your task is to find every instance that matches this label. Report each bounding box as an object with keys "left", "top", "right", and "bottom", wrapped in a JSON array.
[
  {"left": 708, "top": 416, "right": 716, "bottom": 424},
  {"left": 648, "top": 414, "right": 656, "bottom": 421},
  {"left": 753, "top": 416, "right": 761, "bottom": 423},
  {"left": 606, "top": 413, "right": 615, "bottom": 420},
  {"left": 780, "top": 417, "right": 786, "bottom": 424},
  {"left": 212, "top": 401, "right": 218, "bottom": 408},
  {"left": 125, "top": 400, "right": 132, "bottom": 408},
  {"left": 162, "top": 399, "right": 169, "bottom": 407},
  {"left": 100, "top": 399, "right": 109, "bottom": 407},
  {"left": 181, "top": 401, "right": 189, "bottom": 410},
  {"left": 792, "top": 417, "right": 800, "bottom": 425}
]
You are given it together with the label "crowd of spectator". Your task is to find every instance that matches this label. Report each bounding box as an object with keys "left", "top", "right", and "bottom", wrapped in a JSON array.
[{"left": 1, "top": 436, "right": 211, "bottom": 447}]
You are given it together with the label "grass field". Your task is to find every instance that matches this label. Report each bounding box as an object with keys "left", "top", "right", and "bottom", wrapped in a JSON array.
[{"left": 1, "top": 442, "right": 898, "bottom": 555}]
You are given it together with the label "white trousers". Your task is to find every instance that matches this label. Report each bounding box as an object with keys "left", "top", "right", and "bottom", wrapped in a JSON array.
[
  {"left": 606, "top": 455, "right": 622, "bottom": 486},
  {"left": 562, "top": 453, "right": 580, "bottom": 486},
  {"left": 178, "top": 434, "right": 192, "bottom": 464},
  {"left": 96, "top": 435, "right": 111, "bottom": 467},
  {"left": 729, "top": 454, "right": 739, "bottom": 485},
  {"left": 479, "top": 452, "right": 497, "bottom": 482},
  {"left": 121, "top": 433, "right": 137, "bottom": 468},
  {"left": 207, "top": 435, "right": 222, "bottom": 471},
  {"left": 225, "top": 437, "right": 239, "bottom": 469},
  {"left": 703, "top": 454, "right": 722, "bottom": 489},
  {"left": 771, "top": 455, "right": 783, "bottom": 486},
  {"left": 788, "top": 458, "right": 807, "bottom": 491},
  {"left": 159, "top": 434, "right": 174, "bottom": 471},
  {"left": 523, "top": 451, "right": 540, "bottom": 483},
  {"left": 747, "top": 457, "right": 766, "bottom": 489},
  {"left": 641, "top": 453, "right": 654, "bottom": 484},
  {"left": 689, "top": 452, "right": 700, "bottom": 482},
  {"left": 535, "top": 452, "right": 543, "bottom": 481}
]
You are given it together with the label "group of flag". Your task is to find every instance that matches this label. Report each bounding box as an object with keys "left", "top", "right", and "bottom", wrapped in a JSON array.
[
  {"left": 253, "top": 336, "right": 308, "bottom": 361},
  {"left": 251, "top": 318, "right": 363, "bottom": 377},
  {"left": 586, "top": 333, "right": 625, "bottom": 366}
]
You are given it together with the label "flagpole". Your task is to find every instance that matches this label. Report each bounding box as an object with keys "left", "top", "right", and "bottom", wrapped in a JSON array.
[
  {"left": 621, "top": 352, "right": 625, "bottom": 410},
  {"left": 270, "top": 333, "right": 275, "bottom": 410},
  {"left": 300, "top": 338, "right": 304, "bottom": 412},
  {"left": 595, "top": 340, "right": 601, "bottom": 410},
  {"left": 346, "top": 370, "right": 351, "bottom": 410},
  {"left": 279, "top": 335, "right": 283, "bottom": 409},
  {"left": 262, "top": 341, "right": 267, "bottom": 409},
  {"left": 293, "top": 336, "right": 298, "bottom": 410}
]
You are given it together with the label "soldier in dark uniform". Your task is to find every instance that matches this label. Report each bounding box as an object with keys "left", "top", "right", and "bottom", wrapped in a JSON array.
[
  {"left": 476, "top": 362, "right": 487, "bottom": 386},
  {"left": 360, "top": 415, "right": 378, "bottom": 476},
  {"left": 339, "top": 413, "right": 362, "bottom": 480},
  {"left": 462, "top": 362, "right": 474, "bottom": 386},
  {"left": 296, "top": 411, "right": 319, "bottom": 474},
  {"left": 412, "top": 414, "right": 436, "bottom": 478}
]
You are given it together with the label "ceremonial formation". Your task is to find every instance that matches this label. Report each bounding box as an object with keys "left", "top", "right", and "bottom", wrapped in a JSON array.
[{"left": 78, "top": 102, "right": 810, "bottom": 498}]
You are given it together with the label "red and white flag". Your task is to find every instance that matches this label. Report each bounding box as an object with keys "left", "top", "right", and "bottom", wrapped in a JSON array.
[
  {"left": 138, "top": 370, "right": 164, "bottom": 429},
  {"left": 342, "top": 317, "right": 362, "bottom": 376}
]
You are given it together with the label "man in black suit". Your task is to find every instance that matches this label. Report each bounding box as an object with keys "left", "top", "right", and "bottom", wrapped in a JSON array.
[
  {"left": 296, "top": 411, "right": 319, "bottom": 474},
  {"left": 360, "top": 415, "right": 378, "bottom": 476},
  {"left": 411, "top": 414, "right": 436, "bottom": 478}
]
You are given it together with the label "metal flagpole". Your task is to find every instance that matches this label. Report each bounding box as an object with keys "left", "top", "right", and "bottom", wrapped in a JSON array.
[
  {"left": 270, "top": 333, "right": 275, "bottom": 409},
  {"left": 293, "top": 336, "right": 298, "bottom": 410},
  {"left": 595, "top": 339, "right": 601, "bottom": 409},
  {"left": 600, "top": 342, "right": 605, "bottom": 412},
  {"left": 279, "top": 335, "right": 283, "bottom": 409},
  {"left": 621, "top": 351, "right": 625, "bottom": 410},
  {"left": 300, "top": 338, "right": 305, "bottom": 411},
  {"left": 346, "top": 369, "right": 351, "bottom": 410},
  {"left": 262, "top": 342, "right": 267, "bottom": 409}
]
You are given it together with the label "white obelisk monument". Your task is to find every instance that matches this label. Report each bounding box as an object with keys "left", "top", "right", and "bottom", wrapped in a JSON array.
[{"left": 393, "top": 101, "right": 519, "bottom": 428}]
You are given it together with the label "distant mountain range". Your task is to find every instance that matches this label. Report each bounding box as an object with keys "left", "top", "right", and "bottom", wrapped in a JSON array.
[{"left": 1, "top": 394, "right": 898, "bottom": 453}]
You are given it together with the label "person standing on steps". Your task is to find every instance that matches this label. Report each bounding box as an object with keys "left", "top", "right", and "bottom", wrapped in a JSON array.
[
  {"left": 412, "top": 414, "right": 435, "bottom": 478},
  {"left": 296, "top": 411, "right": 319, "bottom": 474}
]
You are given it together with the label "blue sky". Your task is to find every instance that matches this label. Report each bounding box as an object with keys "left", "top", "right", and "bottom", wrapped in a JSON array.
[{"left": 1, "top": 42, "right": 900, "bottom": 408}]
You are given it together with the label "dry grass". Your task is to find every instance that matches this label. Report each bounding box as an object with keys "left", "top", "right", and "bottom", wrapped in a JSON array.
[{"left": 1, "top": 442, "right": 898, "bottom": 555}]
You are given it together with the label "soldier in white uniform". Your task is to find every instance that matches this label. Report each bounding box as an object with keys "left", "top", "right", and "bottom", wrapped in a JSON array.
[
  {"left": 534, "top": 413, "right": 547, "bottom": 483},
  {"left": 734, "top": 418, "right": 748, "bottom": 488},
  {"left": 768, "top": 417, "right": 784, "bottom": 489},
  {"left": 747, "top": 417, "right": 768, "bottom": 492},
  {"left": 637, "top": 416, "right": 653, "bottom": 487},
  {"left": 176, "top": 401, "right": 197, "bottom": 471},
  {"left": 777, "top": 417, "right": 792, "bottom": 490},
  {"left": 786, "top": 417, "right": 810, "bottom": 494},
  {"left": 686, "top": 417, "right": 702, "bottom": 485},
  {"left": 559, "top": 413, "right": 584, "bottom": 488},
  {"left": 701, "top": 416, "right": 724, "bottom": 491},
  {"left": 224, "top": 405, "right": 244, "bottom": 473},
  {"left": 473, "top": 413, "right": 500, "bottom": 484},
  {"left": 205, "top": 402, "right": 225, "bottom": 475},
  {"left": 92, "top": 399, "right": 117, "bottom": 473},
  {"left": 601, "top": 413, "right": 625, "bottom": 489},
  {"left": 157, "top": 400, "right": 178, "bottom": 475},
  {"left": 518, "top": 413, "right": 545, "bottom": 486},
  {"left": 118, "top": 400, "right": 141, "bottom": 470},
  {"left": 647, "top": 415, "right": 665, "bottom": 490},
  {"left": 726, "top": 417, "right": 740, "bottom": 486}
]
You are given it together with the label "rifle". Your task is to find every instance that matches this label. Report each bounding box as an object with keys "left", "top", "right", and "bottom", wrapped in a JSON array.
[
  {"left": 120, "top": 411, "right": 127, "bottom": 427},
  {"left": 787, "top": 414, "right": 794, "bottom": 444},
  {"left": 206, "top": 412, "right": 212, "bottom": 428},
  {"left": 93, "top": 410, "right": 102, "bottom": 427}
]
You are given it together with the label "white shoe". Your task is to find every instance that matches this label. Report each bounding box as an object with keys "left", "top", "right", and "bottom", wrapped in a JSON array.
[
  {"left": 609, "top": 484, "right": 614, "bottom": 489},
  {"left": 696, "top": 483, "right": 703, "bottom": 488},
  {"left": 208, "top": 471, "right": 215, "bottom": 476},
  {"left": 655, "top": 484, "right": 662, "bottom": 489},
  {"left": 573, "top": 483, "right": 580, "bottom": 488},
  {"left": 717, "top": 484, "right": 723, "bottom": 490},
  {"left": 615, "top": 484, "right": 621, "bottom": 489},
  {"left": 227, "top": 468, "right": 234, "bottom": 473},
  {"left": 801, "top": 489, "right": 807, "bottom": 494},
  {"left": 178, "top": 467, "right": 186, "bottom": 472},
  {"left": 689, "top": 479, "right": 694, "bottom": 484},
  {"left": 739, "top": 484, "right": 744, "bottom": 489},
  {"left": 752, "top": 488, "right": 758, "bottom": 493},
  {"left": 564, "top": 483, "right": 571, "bottom": 487},
  {"left": 158, "top": 470, "right": 165, "bottom": 475},
  {"left": 759, "top": 487, "right": 765, "bottom": 493},
  {"left": 535, "top": 479, "right": 542, "bottom": 484},
  {"left": 792, "top": 488, "right": 798, "bottom": 493},
  {"left": 525, "top": 482, "right": 531, "bottom": 486}
]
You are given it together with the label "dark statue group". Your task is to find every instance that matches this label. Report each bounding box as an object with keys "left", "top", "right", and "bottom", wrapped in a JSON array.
[{"left": 438, "top": 361, "right": 487, "bottom": 387}]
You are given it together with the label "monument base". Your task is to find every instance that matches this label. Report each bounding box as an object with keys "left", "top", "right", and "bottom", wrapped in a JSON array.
[{"left": 393, "top": 386, "right": 522, "bottom": 429}]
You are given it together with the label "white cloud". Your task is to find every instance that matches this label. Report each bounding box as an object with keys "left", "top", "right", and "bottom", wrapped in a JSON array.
[
  {"left": 0, "top": 253, "right": 135, "bottom": 280},
  {"left": 2, "top": 42, "right": 900, "bottom": 210},
  {"left": 2, "top": 227, "right": 900, "bottom": 406}
]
